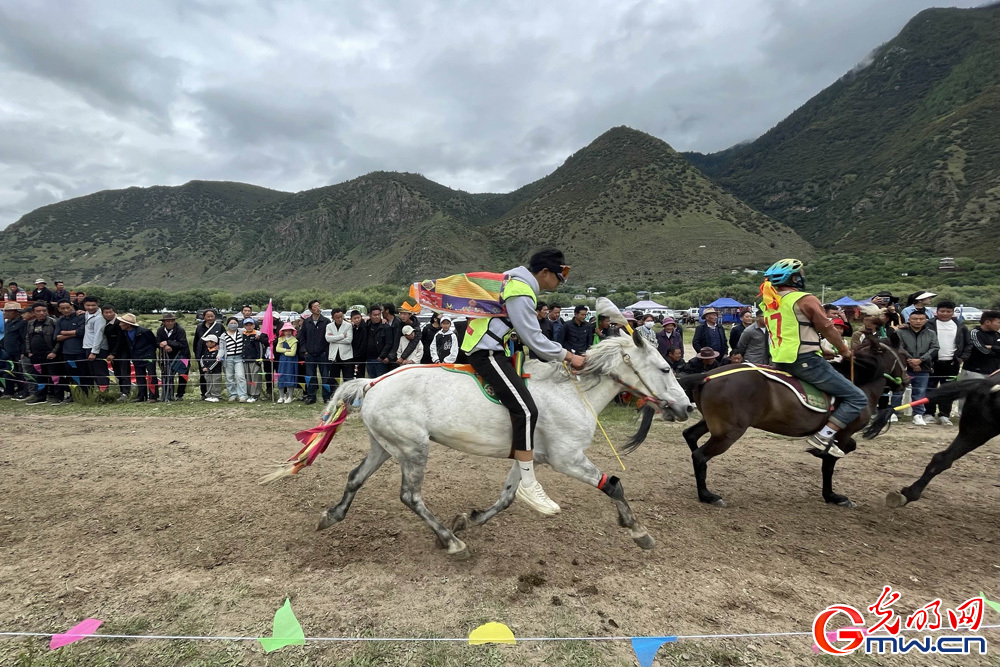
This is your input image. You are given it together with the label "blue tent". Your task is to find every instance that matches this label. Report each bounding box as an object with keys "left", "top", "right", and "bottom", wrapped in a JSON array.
[
  {"left": 832, "top": 296, "right": 866, "bottom": 307},
  {"left": 701, "top": 297, "right": 748, "bottom": 323}
]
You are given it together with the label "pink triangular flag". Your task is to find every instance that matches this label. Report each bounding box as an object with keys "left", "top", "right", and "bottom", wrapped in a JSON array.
[{"left": 50, "top": 618, "right": 103, "bottom": 649}]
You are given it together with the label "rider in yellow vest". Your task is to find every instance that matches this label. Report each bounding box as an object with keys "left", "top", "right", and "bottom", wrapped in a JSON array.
[
  {"left": 761, "top": 259, "right": 868, "bottom": 457},
  {"left": 462, "top": 249, "right": 586, "bottom": 515}
]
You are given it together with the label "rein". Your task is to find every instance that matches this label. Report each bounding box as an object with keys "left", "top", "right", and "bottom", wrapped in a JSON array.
[{"left": 614, "top": 352, "right": 670, "bottom": 410}]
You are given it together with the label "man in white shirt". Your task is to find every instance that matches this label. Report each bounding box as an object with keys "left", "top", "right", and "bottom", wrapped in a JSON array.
[
  {"left": 325, "top": 308, "right": 354, "bottom": 385},
  {"left": 926, "top": 300, "right": 972, "bottom": 424}
]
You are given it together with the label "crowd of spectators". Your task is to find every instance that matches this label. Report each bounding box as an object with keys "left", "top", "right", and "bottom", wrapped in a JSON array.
[{"left": 2, "top": 279, "right": 996, "bottom": 421}]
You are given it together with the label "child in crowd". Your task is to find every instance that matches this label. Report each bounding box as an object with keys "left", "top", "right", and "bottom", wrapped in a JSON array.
[
  {"left": 199, "top": 334, "right": 223, "bottom": 402},
  {"left": 275, "top": 322, "right": 299, "bottom": 404}
]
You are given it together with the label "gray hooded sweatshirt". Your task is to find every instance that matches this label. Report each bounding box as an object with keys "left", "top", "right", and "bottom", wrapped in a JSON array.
[{"left": 468, "top": 266, "right": 566, "bottom": 362}]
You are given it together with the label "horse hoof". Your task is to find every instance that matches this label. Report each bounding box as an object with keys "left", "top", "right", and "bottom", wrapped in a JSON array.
[
  {"left": 633, "top": 533, "right": 655, "bottom": 550},
  {"left": 705, "top": 497, "right": 726, "bottom": 507},
  {"left": 451, "top": 513, "right": 470, "bottom": 533},
  {"left": 826, "top": 496, "right": 855, "bottom": 508},
  {"left": 885, "top": 491, "right": 909, "bottom": 508},
  {"left": 316, "top": 511, "right": 338, "bottom": 531},
  {"left": 447, "top": 538, "right": 470, "bottom": 560}
]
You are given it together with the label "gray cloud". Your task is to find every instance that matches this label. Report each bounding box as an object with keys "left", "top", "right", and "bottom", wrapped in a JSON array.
[{"left": 0, "top": 0, "right": 984, "bottom": 227}]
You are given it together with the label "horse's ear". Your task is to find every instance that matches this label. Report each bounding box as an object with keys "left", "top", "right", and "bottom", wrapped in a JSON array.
[
  {"left": 887, "top": 330, "right": 901, "bottom": 349},
  {"left": 632, "top": 329, "right": 644, "bottom": 348}
]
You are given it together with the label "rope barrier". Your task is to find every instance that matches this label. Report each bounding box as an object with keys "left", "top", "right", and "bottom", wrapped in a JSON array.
[{"left": 2, "top": 624, "right": 996, "bottom": 644}]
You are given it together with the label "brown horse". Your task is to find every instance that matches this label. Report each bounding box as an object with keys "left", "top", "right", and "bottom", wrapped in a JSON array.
[{"left": 624, "top": 337, "right": 907, "bottom": 507}]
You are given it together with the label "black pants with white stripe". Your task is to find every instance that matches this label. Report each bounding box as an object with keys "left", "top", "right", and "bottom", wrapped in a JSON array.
[{"left": 468, "top": 349, "right": 537, "bottom": 451}]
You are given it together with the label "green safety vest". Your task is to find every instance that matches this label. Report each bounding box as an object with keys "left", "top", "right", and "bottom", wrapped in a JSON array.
[
  {"left": 459, "top": 277, "right": 537, "bottom": 356},
  {"left": 761, "top": 291, "right": 818, "bottom": 363}
]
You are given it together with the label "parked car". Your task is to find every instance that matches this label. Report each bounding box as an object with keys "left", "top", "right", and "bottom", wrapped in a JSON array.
[
  {"left": 956, "top": 306, "right": 983, "bottom": 323},
  {"left": 278, "top": 311, "right": 301, "bottom": 323}
]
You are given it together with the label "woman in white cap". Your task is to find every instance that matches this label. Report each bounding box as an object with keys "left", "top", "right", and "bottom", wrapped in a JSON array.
[{"left": 430, "top": 315, "right": 459, "bottom": 363}]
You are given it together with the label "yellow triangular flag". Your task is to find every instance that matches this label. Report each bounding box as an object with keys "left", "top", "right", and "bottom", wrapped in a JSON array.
[{"left": 468, "top": 622, "right": 516, "bottom": 645}]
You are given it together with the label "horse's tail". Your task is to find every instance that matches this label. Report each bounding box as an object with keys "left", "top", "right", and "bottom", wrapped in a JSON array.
[
  {"left": 623, "top": 373, "right": 707, "bottom": 454},
  {"left": 329, "top": 378, "right": 369, "bottom": 414},
  {"left": 259, "top": 380, "right": 369, "bottom": 484},
  {"left": 863, "top": 378, "right": 998, "bottom": 440}
]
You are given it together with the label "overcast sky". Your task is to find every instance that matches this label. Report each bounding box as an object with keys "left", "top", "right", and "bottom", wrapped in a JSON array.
[{"left": 0, "top": 0, "right": 984, "bottom": 227}]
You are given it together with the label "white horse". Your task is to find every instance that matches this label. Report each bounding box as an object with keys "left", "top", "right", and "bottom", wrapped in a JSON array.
[{"left": 315, "top": 331, "right": 693, "bottom": 559}]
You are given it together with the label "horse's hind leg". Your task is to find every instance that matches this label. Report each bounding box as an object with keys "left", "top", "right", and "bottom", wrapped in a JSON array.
[
  {"left": 397, "top": 451, "right": 469, "bottom": 559},
  {"left": 452, "top": 462, "right": 520, "bottom": 533},
  {"left": 549, "top": 454, "right": 655, "bottom": 550},
  {"left": 318, "top": 436, "right": 391, "bottom": 530}
]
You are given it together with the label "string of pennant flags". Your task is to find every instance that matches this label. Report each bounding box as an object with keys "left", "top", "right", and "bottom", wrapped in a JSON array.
[{"left": 4, "top": 597, "right": 998, "bottom": 664}]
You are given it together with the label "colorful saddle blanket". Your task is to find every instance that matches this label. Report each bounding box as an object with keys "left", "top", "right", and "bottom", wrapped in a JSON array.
[{"left": 706, "top": 363, "right": 832, "bottom": 412}]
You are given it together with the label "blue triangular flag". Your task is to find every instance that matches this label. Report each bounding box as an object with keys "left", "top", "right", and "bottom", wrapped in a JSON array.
[{"left": 631, "top": 636, "right": 677, "bottom": 667}]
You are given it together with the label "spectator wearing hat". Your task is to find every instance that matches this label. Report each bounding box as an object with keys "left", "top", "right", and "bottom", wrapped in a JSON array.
[
  {"left": 23, "top": 302, "right": 61, "bottom": 404},
  {"left": 54, "top": 299, "right": 85, "bottom": 402},
  {"left": 431, "top": 315, "right": 459, "bottom": 363},
  {"left": 193, "top": 309, "right": 224, "bottom": 400},
  {"left": 156, "top": 312, "right": 189, "bottom": 401},
  {"left": 275, "top": 321, "right": 299, "bottom": 403},
  {"left": 51, "top": 281, "right": 71, "bottom": 304},
  {"left": 119, "top": 313, "right": 158, "bottom": 402},
  {"left": 729, "top": 310, "right": 754, "bottom": 350},
  {"left": 199, "top": 334, "right": 224, "bottom": 402},
  {"left": 736, "top": 313, "right": 770, "bottom": 365},
  {"left": 325, "top": 308, "right": 354, "bottom": 384},
  {"left": 656, "top": 317, "right": 683, "bottom": 360},
  {"left": 396, "top": 325, "right": 424, "bottom": 365},
  {"left": 2, "top": 301, "right": 28, "bottom": 397},
  {"left": 298, "top": 300, "right": 331, "bottom": 405},
  {"left": 902, "top": 291, "right": 937, "bottom": 324},
  {"left": 241, "top": 317, "right": 265, "bottom": 402},
  {"left": 622, "top": 310, "right": 637, "bottom": 329},
  {"left": 682, "top": 347, "right": 722, "bottom": 375},
  {"left": 692, "top": 307, "right": 728, "bottom": 359},
  {"left": 30, "top": 279, "right": 52, "bottom": 306}
]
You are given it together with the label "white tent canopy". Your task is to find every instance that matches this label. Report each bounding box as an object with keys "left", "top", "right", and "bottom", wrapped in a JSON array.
[{"left": 626, "top": 299, "right": 668, "bottom": 310}]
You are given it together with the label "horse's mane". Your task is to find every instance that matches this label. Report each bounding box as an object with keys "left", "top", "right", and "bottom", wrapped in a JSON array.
[{"left": 522, "top": 335, "right": 632, "bottom": 385}]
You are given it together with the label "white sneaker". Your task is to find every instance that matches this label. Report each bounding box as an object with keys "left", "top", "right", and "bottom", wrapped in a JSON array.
[
  {"left": 246, "top": 398, "right": 256, "bottom": 403},
  {"left": 238, "top": 397, "right": 247, "bottom": 403},
  {"left": 889, "top": 414, "right": 899, "bottom": 423},
  {"left": 228, "top": 396, "right": 237, "bottom": 403},
  {"left": 937, "top": 416, "right": 953, "bottom": 426},
  {"left": 912, "top": 414, "right": 927, "bottom": 426},
  {"left": 206, "top": 397, "right": 219, "bottom": 403},
  {"left": 516, "top": 482, "right": 561, "bottom": 515},
  {"left": 285, "top": 397, "right": 293, "bottom": 404}
]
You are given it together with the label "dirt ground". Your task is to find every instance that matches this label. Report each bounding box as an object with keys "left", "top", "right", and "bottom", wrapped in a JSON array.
[{"left": 0, "top": 402, "right": 997, "bottom": 666}]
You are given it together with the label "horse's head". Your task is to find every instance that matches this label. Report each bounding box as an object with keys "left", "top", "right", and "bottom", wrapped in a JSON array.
[
  {"left": 583, "top": 331, "right": 693, "bottom": 421},
  {"left": 852, "top": 335, "right": 909, "bottom": 391}
]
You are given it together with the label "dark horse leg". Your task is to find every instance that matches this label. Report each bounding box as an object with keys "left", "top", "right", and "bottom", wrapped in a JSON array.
[
  {"left": 886, "top": 420, "right": 998, "bottom": 507},
  {"left": 684, "top": 420, "right": 742, "bottom": 506},
  {"left": 817, "top": 434, "right": 857, "bottom": 507}
]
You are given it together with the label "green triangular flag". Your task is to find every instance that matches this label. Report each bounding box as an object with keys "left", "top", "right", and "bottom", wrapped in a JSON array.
[
  {"left": 258, "top": 598, "right": 305, "bottom": 653},
  {"left": 980, "top": 592, "right": 1000, "bottom": 614}
]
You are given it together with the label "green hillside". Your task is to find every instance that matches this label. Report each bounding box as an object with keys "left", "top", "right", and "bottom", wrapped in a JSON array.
[
  {"left": 0, "top": 129, "right": 810, "bottom": 290},
  {"left": 685, "top": 4, "right": 1000, "bottom": 259}
]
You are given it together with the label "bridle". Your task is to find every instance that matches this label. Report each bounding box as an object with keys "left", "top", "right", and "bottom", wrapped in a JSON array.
[
  {"left": 878, "top": 342, "right": 908, "bottom": 389},
  {"left": 610, "top": 351, "right": 674, "bottom": 411}
]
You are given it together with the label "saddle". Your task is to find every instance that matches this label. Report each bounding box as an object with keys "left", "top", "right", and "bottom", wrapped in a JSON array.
[
  {"left": 706, "top": 363, "right": 833, "bottom": 413},
  {"left": 366, "top": 362, "right": 528, "bottom": 405}
]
